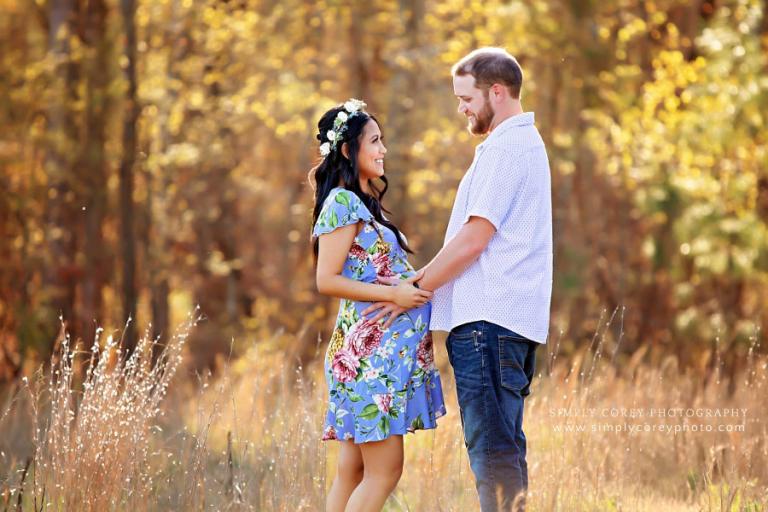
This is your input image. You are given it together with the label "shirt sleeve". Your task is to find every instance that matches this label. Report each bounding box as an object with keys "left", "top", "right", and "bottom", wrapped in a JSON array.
[
  {"left": 312, "top": 189, "right": 373, "bottom": 238},
  {"left": 463, "top": 146, "right": 528, "bottom": 230}
]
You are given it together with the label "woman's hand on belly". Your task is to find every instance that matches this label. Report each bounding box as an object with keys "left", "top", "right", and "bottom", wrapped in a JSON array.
[{"left": 361, "top": 301, "right": 408, "bottom": 330}]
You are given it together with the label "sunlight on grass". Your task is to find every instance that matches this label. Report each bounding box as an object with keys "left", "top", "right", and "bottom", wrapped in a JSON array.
[{"left": 1, "top": 317, "right": 766, "bottom": 511}]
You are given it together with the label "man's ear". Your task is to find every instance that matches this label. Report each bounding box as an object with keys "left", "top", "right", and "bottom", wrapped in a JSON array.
[
  {"left": 341, "top": 142, "right": 350, "bottom": 160},
  {"left": 490, "top": 83, "right": 505, "bottom": 102}
]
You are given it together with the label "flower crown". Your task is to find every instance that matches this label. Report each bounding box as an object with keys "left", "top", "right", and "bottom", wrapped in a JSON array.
[{"left": 319, "top": 98, "right": 367, "bottom": 157}]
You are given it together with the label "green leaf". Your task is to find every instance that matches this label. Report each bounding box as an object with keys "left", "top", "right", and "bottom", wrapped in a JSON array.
[
  {"left": 349, "top": 392, "right": 363, "bottom": 402},
  {"left": 410, "top": 415, "right": 424, "bottom": 430},
  {"left": 360, "top": 404, "right": 380, "bottom": 420},
  {"left": 336, "top": 192, "right": 350, "bottom": 207},
  {"left": 330, "top": 209, "right": 338, "bottom": 227},
  {"left": 378, "top": 415, "right": 390, "bottom": 436}
]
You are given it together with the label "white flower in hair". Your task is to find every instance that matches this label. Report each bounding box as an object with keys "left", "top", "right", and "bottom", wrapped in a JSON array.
[
  {"left": 318, "top": 99, "right": 368, "bottom": 156},
  {"left": 344, "top": 99, "right": 366, "bottom": 113}
]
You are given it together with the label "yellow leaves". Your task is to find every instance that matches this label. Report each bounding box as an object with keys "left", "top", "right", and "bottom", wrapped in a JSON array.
[
  {"left": 615, "top": 64, "right": 642, "bottom": 78},
  {"left": 242, "top": 10, "right": 260, "bottom": 28},
  {"left": 598, "top": 70, "right": 615, "bottom": 84},
  {"left": 408, "top": 165, "right": 453, "bottom": 215},
  {"left": 671, "top": 172, "right": 721, "bottom": 199},
  {"left": 642, "top": 237, "right": 656, "bottom": 259},
  {"left": 394, "top": 54, "right": 413, "bottom": 70},
  {"left": 162, "top": 143, "right": 200, "bottom": 167},
  {"left": 663, "top": 96, "right": 680, "bottom": 112},
  {"left": 552, "top": 132, "right": 573, "bottom": 149},
  {"left": 621, "top": 151, "right": 633, "bottom": 171},
  {"left": 23, "top": 60, "right": 47, "bottom": 82},
  {"left": 249, "top": 101, "right": 267, "bottom": 119},
  {"left": 168, "top": 103, "right": 185, "bottom": 135},
  {"left": 206, "top": 250, "right": 242, "bottom": 277},
  {"left": 202, "top": 5, "right": 225, "bottom": 30},
  {"left": 666, "top": 22, "right": 679, "bottom": 39},
  {"left": 188, "top": 89, "right": 205, "bottom": 109},
  {"left": 557, "top": 160, "right": 575, "bottom": 176},
  {"left": 275, "top": 118, "right": 308, "bottom": 138},
  {"left": 617, "top": 17, "right": 646, "bottom": 44},
  {"left": 650, "top": 11, "right": 667, "bottom": 26}
]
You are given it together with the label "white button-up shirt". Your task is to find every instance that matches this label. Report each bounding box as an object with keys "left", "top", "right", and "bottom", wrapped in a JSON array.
[{"left": 430, "top": 112, "right": 553, "bottom": 343}]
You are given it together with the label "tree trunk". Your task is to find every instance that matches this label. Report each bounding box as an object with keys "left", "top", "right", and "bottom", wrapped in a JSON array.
[
  {"left": 147, "top": 0, "right": 185, "bottom": 361},
  {"left": 45, "top": 0, "right": 79, "bottom": 342},
  {"left": 80, "top": 0, "right": 109, "bottom": 344},
  {"left": 119, "top": 0, "right": 138, "bottom": 354}
]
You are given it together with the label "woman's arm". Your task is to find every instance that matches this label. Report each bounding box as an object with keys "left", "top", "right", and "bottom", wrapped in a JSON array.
[{"left": 316, "top": 223, "right": 431, "bottom": 307}]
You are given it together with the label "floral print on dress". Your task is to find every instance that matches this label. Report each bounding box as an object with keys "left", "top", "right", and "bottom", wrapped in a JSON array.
[{"left": 313, "top": 187, "right": 446, "bottom": 443}]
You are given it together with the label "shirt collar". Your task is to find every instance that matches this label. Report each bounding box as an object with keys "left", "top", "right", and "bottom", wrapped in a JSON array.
[{"left": 477, "top": 112, "right": 535, "bottom": 150}]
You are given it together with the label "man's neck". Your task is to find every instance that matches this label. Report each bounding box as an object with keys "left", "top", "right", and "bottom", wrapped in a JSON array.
[{"left": 489, "top": 102, "right": 524, "bottom": 133}]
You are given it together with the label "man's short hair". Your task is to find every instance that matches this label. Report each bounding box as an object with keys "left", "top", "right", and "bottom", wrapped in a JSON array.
[{"left": 452, "top": 47, "right": 523, "bottom": 99}]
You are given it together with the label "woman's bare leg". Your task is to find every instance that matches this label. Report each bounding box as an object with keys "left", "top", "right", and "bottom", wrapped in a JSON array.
[
  {"left": 344, "top": 435, "right": 404, "bottom": 512},
  {"left": 326, "top": 440, "right": 364, "bottom": 512}
]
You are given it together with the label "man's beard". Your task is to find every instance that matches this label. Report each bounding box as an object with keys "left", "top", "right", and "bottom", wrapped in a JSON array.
[{"left": 467, "top": 98, "right": 494, "bottom": 135}]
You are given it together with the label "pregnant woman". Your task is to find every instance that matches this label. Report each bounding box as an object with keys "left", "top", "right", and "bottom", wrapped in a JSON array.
[{"left": 310, "top": 99, "right": 446, "bottom": 512}]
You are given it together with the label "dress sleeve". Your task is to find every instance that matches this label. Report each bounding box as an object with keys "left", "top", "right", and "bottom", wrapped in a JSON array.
[{"left": 312, "top": 189, "right": 374, "bottom": 238}]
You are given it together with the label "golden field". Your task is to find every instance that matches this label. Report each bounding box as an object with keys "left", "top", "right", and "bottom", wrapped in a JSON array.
[{"left": 1, "top": 316, "right": 766, "bottom": 511}]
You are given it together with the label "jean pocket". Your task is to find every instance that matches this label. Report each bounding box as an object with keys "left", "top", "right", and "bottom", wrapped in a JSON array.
[
  {"left": 447, "top": 331, "right": 475, "bottom": 360},
  {"left": 450, "top": 322, "right": 480, "bottom": 340},
  {"left": 498, "top": 335, "right": 529, "bottom": 392},
  {"left": 448, "top": 329, "right": 485, "bottom": 377}
]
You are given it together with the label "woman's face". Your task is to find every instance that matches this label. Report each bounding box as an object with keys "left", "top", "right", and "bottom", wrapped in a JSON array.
[{"left": 356, "top": 119, "right": 387, "bottom": 183}]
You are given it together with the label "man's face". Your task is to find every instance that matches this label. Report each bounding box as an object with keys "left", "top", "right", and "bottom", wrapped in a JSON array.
[{"left": 453, "top": 74, "right": 494, "bottom": 135}]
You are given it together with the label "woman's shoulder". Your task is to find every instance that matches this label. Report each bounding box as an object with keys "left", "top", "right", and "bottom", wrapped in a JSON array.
[
  {"left": 325, "top": 186, "right": 361, "bottom": 205},
  {"left": 313, "top": 187, "right": 374, "bottom": 238},
  {"left": 323, "top": 187, "right": 371, "bottom": 216}
]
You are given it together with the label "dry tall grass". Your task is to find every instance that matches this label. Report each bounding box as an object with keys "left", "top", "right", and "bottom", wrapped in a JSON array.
[{"left": 1, "top": 313, "right": 766, "bottom": 511}]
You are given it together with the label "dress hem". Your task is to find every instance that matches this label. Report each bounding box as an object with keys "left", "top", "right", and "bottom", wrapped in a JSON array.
[{"left": 321, "top": 408, "right": 447, "bottom": 445}]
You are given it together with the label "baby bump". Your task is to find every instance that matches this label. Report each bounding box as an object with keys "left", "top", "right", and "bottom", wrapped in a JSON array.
[
  {"left": 347, "top": 300, "right": 430, "bottom": 334},
  {"left": 390, "top": 301, "right": 431, "bottom": 337}
]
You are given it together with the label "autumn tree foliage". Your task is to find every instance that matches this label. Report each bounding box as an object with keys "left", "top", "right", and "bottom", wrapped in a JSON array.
[{"left": 0, "top": 0, "right": 766, "bottom": 379}]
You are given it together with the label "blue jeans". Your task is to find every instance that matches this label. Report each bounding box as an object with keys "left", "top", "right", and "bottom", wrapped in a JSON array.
[{"left": 446, "top": 321, "right": 538, "bottom": 512}]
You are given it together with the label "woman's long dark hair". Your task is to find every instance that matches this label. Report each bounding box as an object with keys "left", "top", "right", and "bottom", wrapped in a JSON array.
[{"left": 309, "top": 105, "right": 413, "bottom": 260}]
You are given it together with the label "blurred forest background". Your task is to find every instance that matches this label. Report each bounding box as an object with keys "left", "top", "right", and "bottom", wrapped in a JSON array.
[{"left": 1, "top": 0, "right": 766, "bottom": 382}]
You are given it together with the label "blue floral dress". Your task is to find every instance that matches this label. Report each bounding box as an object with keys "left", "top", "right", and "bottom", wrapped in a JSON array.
[{"left": 313, "top": 187, "right": 446, "bottom": 443}]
